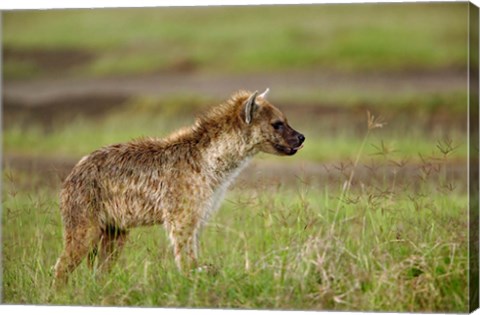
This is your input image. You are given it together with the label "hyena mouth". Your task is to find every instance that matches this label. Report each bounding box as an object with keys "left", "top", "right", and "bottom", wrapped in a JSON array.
[{"left": 274, "top": 143, "right": 304, "bottom": 156}]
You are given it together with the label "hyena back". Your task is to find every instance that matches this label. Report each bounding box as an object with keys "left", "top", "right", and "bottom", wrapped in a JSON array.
[{"left": 54, "top": 89, "right": 305, "bottom": 284}]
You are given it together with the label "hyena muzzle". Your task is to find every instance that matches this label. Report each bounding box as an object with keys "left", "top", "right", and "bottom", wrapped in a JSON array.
[{"left": 53, "top": 88, "right": 304, "bottom": 285}]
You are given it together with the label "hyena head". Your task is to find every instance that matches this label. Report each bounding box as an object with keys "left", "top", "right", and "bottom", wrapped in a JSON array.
[{"left": 240, "top": 89, "right": 305, "bottom": 156}]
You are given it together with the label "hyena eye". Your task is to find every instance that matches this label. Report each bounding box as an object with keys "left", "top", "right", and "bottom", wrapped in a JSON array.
[{"left": 271, "top": 121, "right": 284, "bottom": 130}]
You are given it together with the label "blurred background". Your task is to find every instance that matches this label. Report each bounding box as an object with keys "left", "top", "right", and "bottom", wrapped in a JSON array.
[{"left": 3, "top": 2, "right": 469, "bottom": 187}]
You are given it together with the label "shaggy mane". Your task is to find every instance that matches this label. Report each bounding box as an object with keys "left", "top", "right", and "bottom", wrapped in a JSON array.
[
  {"left": 195, "top": 90, "right": 252, "bottom": 126},
  {"left": 164, "top": 90, "right": 252, "bottom": 144}
]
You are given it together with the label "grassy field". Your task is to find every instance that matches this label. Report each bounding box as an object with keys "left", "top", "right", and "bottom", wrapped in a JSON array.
[
  {"left": 2, "top": 2, "right": 471, "bottom": 312},
  {"left": 2, "top": 112, "right": 470, "bottom": 311},
  {"left": 2, "top": 149, "right": 468, "bottom": 311}
]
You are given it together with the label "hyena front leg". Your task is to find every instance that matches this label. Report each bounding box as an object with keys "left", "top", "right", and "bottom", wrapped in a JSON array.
[
  {"left": 171, "top": 230, "right": 199, "bottom": 272},
  {"left": 165, "top": 215, "right": 199, "bottom": 272},
  {"left": 189, "top": 230, "right": 200, "bottom": 262}
]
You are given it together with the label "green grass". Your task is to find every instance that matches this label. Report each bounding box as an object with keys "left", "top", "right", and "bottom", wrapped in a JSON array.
[
  {"left": 3, "top": 3, "right": 468, "bottom": 79},
  {"left": 3, "top": 114, "right": 467, "bottom": 164},
  {"left": 2, "top": 158, "right": 468, "bottom": 311}
]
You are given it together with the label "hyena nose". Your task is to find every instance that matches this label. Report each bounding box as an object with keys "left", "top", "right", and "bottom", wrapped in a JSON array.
[{"left": 298, "top": 133, "right": 305, "bottom": 144}]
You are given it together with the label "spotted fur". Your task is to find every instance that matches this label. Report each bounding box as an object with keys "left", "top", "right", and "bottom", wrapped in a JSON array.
[{"left": 53, "top": 89, "right": 305, "bottom": 284}]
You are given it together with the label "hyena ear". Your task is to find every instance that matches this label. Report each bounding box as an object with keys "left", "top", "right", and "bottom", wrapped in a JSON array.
[
  {"left": 259, "top": 88, "right": 270, "bottom": 99},
  {"left": 244, "top": 90, "right": 258, "bottom": 124}
]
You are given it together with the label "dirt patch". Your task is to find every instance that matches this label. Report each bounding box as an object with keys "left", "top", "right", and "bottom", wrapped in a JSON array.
[
  {"left": 165, "top": 57, "right": 198, "bottom": 74},
  {"left": 3, "top": 93, "right": 129, "bottom": 131},
  {"left": 4, "top": 46, "right": 95, "bottom": 74},
  {"left": 279, "top": 102, "right": 466, "bottom": 132},
  {"left": 3, "top": 154, "right": 73, "bottom": 190},
  {"left": 4, "top": 67, "right": 466, "bottom": 104}
]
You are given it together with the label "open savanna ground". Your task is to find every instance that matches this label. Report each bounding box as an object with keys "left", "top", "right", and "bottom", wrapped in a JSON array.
[{"left": 2, "top": 2, "right": 471, "bottom": 312}]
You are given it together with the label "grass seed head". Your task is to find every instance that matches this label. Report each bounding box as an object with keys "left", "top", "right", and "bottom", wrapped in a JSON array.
[{"left": 367, "top": 110, "right": 387, "bottom": 130}]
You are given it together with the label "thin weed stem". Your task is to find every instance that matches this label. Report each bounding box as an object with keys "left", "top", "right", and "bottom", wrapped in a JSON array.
[
  {"left": 330, "top": 130, "right": 371, "bottom": 234},
  {"left": 329, "top": 111, "right": 385, "bottom": 235}
]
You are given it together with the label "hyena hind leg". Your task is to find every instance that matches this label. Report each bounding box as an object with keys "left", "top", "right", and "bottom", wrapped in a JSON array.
[
  {"left": 53, "top": 223, "right": 101, "bottom": 287},
  {"left": 96, "top": 227, "right": 129, "bottom": 273}
]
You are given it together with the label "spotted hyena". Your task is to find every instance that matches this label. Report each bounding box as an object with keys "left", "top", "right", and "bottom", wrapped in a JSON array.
[{"left": 54, "top": 89, "right": 305, "bottom": 284}]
